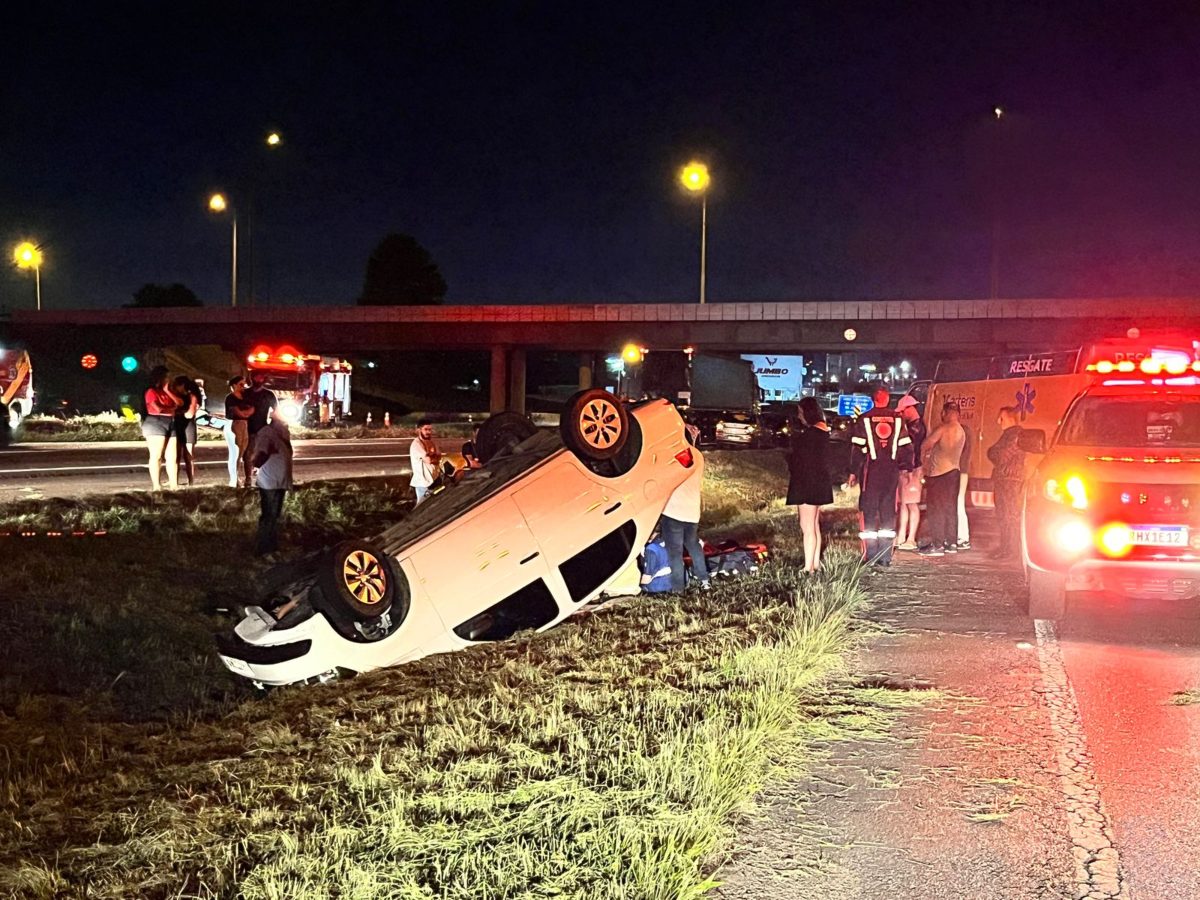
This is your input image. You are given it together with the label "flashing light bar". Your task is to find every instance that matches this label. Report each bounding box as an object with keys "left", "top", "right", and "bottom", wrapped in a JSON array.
[{"left": 1088, "top": 359, "right": 1200, "bottom": 375}]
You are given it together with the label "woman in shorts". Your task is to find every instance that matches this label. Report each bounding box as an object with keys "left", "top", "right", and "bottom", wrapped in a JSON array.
[
  {"left": 142, "top": 366, "right": 181, "bottom": 491},
  {"left": 786, "top": 397, "right": 835, "bottom": 572}
]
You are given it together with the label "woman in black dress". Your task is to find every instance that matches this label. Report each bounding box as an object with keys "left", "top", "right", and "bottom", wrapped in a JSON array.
[{"left": 787, "top": 397, "right": 835, "bottom": 572}]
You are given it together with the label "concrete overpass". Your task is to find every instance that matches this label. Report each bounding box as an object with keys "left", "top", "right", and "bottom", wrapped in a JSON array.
[{"left": 6, "top": 297, "right": 1199, "bottom": 413}]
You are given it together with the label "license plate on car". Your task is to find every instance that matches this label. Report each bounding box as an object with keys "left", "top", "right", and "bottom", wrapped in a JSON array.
[{"left": 1131, "top": 525, "right": 1189, "bottom": 547}]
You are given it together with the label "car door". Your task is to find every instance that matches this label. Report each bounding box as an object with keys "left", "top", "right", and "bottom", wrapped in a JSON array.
[
  {"left": 405, "top": 494, "right": 550, "bottom": 638},
  {"left": 513, "top": 458, "right": 637, "bottom": 606}
]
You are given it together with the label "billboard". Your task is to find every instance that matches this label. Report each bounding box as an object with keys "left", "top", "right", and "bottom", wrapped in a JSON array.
[{"left": 741, "top": 354, "right": 805, "bottom": 401}]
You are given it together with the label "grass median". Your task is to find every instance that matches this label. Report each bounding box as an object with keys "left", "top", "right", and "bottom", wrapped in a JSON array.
[{"left": 0, "top": 451, "right": 867, "bottom": 899}]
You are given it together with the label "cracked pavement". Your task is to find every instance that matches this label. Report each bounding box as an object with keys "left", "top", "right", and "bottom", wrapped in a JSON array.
[{"left": 714, "top": 527, "right": 1200, "bottom": 900}]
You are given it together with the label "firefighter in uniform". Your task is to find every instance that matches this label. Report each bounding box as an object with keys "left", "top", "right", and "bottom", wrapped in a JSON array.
[{"left": 847, "top": 386, "right": 914, "bottom": 566}]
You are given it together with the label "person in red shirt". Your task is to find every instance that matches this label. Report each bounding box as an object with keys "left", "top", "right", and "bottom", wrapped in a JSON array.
[{"left": 142, "top": 366, "right": 181, "bottom": 491}]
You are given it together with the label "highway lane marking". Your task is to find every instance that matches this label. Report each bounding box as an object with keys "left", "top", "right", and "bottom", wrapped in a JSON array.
[
  {"left": 0, "top": 454, "right": 409, "bottom": 475},
  {"left": 1034, "top": 619, "right": 1127, "bottom": 900}
]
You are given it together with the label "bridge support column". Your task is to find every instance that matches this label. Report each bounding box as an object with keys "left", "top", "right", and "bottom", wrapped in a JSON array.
[
  {"left": 508, "top": 348, "right": 527, "bottom": 415},
  {"left": 489, "top": 346, "right": 507, "bottom": 414},
  {"left": 577, "top": 353, "right": 594, "bottom": 391}
]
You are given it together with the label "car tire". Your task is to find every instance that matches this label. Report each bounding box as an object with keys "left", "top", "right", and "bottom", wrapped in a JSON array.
[
  {"left": 1028, "top": 568, "right": 1066, "bottom": 619},
  {"left": 561, "top": 389, "right": 629, "bottom": 461},
  {"left": 319, "top": 540, "right": 404, "bottom": 622},
  {"left": 475, "top": 411, "right": 539, "bottom": 464}
]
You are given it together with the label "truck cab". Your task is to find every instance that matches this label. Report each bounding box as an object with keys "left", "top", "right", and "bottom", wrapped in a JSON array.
[{"left": 1021, "top": 355, "right": 1200, "bottom": 618}]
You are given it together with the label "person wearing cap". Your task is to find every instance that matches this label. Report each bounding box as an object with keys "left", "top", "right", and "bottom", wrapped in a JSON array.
[
  {"left": 894, "top": 395, "right": 926, "bottom": 551},
  {"left": 919, "top": 401, "right": 967, "bottom": 557}
]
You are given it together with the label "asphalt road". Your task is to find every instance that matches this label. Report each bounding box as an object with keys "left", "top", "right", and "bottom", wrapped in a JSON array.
[
  {"left": 0, "top": 439, "right": 414, "bottom": 501},
  {"left": 718, "top": 511, "right": 1200, "bottom": 900}
]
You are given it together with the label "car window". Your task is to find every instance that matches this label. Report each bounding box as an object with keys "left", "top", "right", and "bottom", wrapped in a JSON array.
[
  {"left": 1058, "top": 395, "right": 1200, "bottom": 448},
  {"left": 378, "top": 430, "right": 563, "bottom": 556},
  {"left": 453, "top": 578, "right": 559, "bottom": 642},
  {"left": 558, "top": 520, "right": 638, "bottom": 603}
]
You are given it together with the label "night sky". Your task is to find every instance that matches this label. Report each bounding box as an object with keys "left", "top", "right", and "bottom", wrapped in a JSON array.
[{"left": 5, "top": 2, "right": 1200, "bottom": 310}]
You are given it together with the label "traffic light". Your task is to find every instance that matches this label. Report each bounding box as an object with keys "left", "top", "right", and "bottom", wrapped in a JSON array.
[
  {"left": 121, "top": 355, "right": 139, "bottom": 373},
  {"left": 81, "top": 353, "right": 98, "bottom": 369}
]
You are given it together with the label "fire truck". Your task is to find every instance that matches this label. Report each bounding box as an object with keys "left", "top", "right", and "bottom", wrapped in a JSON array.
[
  {"left": 0, "top": 348, "right": 34, "bottom": 427},
  {"left": 246, "top": 345, "right": 352, "bottom": 425},
  {"left": 907, "top": 331, "right": 1200, "bottom": 508}
]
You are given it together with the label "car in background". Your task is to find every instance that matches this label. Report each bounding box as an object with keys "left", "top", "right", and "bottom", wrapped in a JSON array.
[
  {"left": 1022, "top": 374, "right": 1200, "bottom": 618},
  {"left": 218, "top": 389, "right": 701, "bottom": 686}
]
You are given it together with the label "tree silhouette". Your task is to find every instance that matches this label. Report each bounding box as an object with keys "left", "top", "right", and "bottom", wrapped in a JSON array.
[
  {"left": 359, "top": 233, "right": 447, "bottom": 306},
  {"left": 126, "top": 283, "right": 202, "bottom": 308}
]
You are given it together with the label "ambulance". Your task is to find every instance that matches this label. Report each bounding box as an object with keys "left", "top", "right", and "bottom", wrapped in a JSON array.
[
  {"left": 909, "top": 331, "right": 1200, "bottom": 508},
  {"left": 1020, "top": 344, "right": 1200, "bottom": 618}
]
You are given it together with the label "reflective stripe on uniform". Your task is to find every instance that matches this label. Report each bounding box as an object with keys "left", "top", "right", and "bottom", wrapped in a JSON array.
[
  {"left": 851, "top": 436, "right": 867, "bottom": 445},
  {"left": 877, "top": 529, "right": 897, "bottom": 538},
  {"left": 865, "top": 423, "right": 878, "bottom": 459}
]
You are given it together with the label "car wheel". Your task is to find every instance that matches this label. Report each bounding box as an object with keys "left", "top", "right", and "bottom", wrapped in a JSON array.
[
  {"left": 319, "top": 540, "right": 403, "bottom": 622},
  {"left": 475, "top": 411, "right": 538, "bottom": 463},
  {"left": 561, "top": 389, "right": 629, "bottom": 461},
  {"left": 1028, "top": 568, "right": 1066, "bottom": 620}
]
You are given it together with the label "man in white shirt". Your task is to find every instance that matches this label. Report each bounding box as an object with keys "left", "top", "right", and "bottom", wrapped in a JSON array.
[
  {"left": 250, "top": 403, "right": 294, "bottom": 557},
  {"left": 409, "top": 419, "right": 440, "bottom": 504},
  {"left": 660, "top": 427, "right": 710, "bottom": 590}
]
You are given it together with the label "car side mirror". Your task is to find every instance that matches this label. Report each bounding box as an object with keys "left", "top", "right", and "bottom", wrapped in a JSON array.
[{"left": 1017, "top": 429, "right": 1047, "bottom": 454}]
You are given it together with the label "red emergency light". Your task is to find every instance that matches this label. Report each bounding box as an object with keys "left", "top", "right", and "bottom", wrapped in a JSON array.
[{"left": 247, "top": 344, "right": 308, "bottom": 367}]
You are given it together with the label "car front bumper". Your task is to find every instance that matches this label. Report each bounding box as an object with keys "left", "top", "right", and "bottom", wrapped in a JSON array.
[
  {"left": 217, "top": 607, "right": 352, "bottom": 686},
  {"left": 1061, "top": 558, "right": 1200, "bottom": 600}
]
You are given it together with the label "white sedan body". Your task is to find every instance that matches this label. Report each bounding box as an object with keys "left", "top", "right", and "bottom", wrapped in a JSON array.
[{"left": 219, "top": 399, "right": 699, "bottom": 685}]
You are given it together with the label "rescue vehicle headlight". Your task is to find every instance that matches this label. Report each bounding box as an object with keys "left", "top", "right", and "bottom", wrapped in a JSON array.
[
  {"left": 276, "top": 400, "right": 302, "bottom": 423},
  {"left": 1097, "top": 522, "right": 1134, "bottom": 558},
  {"left": 1056, "top": 519, "right": 1093, "bottom": 555},
  {"left": 1045, "top": 475, "right": 1088, "bottom": 509}
]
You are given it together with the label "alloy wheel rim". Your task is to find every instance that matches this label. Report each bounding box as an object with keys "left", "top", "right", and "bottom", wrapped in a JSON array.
[
  {"left": 343, "top": 550, "right": 387, "bottom": 605},
  {"left": 579, "top": 399, "right": 622, "bottom": 449}
]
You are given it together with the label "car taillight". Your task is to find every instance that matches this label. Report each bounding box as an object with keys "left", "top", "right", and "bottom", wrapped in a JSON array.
[
  {"left": 1097, "top": 522, "right": 1134, "bottom": 558},
  {"left": 1045, "top": 475, "right": 1088, "bottom": 509},
  {"left": 674, "top": 447, "right": 694, "bottom": 467},
  {"left": 1055, "top": 519, "right": 1093, "bottom": 554}
]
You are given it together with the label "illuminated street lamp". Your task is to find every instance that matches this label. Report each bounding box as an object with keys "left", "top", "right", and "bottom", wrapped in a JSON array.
[
  {"left": 265, "top": 131, "right": 282, "bottom": 147},
  {"left": 208, "top": 193, "right": 238, "bottom": 307},
  {"left": 12, "top": 241, "right": 43, "bottom": 311},
  {"left": 679, "top": 161, "right": 711, "bottom": 305}
]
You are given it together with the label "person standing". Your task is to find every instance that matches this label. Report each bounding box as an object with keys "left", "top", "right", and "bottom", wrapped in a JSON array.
[
  {"left": 224, "top": 375, "right": 255, "bottom": 487},
  {"left": 919, "top": 402, "right": 967, "bottom": 557},
  {"left": 786, "top": 398, "right": 834, "bottom": 572},
  {"left": 847, "top": 386, "right": 914, "bottom": 567},
  {"left": 661, "top": 425, "right": 709, "bottom": 590},
  {"left": 172, "top": 375, "right": 202, "bottom": 487},
  {"left": 956, "top": 419, "right": 974, "bottom": 550},
  {"left": 894, "top": 395, "right": 926, "bottom": 551},
  {"left": 409, "top": 419, "right": 441, "bottom": 504},
  {"left": 141, "top": 366, "right": 180, "bottom": 491},
  {"left": 245, "top": 370, "right": 278, "bottom": 440},
  {"left": 249, "top": 404, "right": 294, "bottom": 557},
  {"left": 987, "top": 405, "right": 1027, "bottom": 561}
]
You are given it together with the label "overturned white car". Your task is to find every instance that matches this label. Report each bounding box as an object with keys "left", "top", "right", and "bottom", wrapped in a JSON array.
[{"left": 217, "top": 390, "right": 701, "bottom": 686}]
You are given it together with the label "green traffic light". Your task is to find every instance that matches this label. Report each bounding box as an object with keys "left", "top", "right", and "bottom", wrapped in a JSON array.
[{"left": 121, "top": 356, "right": 139, "bottom": 373}]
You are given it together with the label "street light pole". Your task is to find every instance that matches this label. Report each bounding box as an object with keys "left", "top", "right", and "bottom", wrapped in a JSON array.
[
  {"left": 700, "top": 194, "right": 707, "bottom": 305},
  {"left": 13, "top": 241, "right": 43, "bottom": 311},
  {"left": 679, "top": 161, "right": 712, "bottom": 305},
  {"left": 231, "top": 215, "right": 238, "bottom": 308},
  {"left": 34, "top": 264, "right": 40, "bottom": 312}
]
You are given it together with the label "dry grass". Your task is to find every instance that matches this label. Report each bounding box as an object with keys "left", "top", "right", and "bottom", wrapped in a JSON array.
[{"left": 0, "top": 450, "right": 871, "bottom": 899}]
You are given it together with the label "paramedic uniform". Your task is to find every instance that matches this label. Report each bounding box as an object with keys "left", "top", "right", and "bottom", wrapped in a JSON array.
[{"left": 850, "top": 408, "right": 914, "bottom": 565}]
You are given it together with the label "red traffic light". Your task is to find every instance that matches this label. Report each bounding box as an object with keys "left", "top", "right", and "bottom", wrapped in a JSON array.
[{"left": 81, "top": 354, "right": 98, "bottom": 370}]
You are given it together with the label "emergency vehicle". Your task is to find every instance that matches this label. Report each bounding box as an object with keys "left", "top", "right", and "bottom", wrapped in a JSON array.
[
  {"left": 0, "top": 348, "right": 34, "bottom": 426},
  {"left": 909, "top": 332, "right": 1200, "bottom": 508},
  {"left": 246, "top": 345, "right": 352, "bottom": 425},
  {"left": 1021, "top": 347, "right": 1200, "bottom": 619}
]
